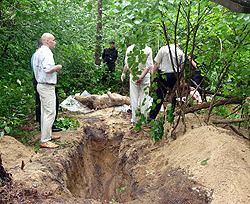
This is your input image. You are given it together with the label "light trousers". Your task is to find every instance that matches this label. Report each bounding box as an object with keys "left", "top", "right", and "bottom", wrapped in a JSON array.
[
  {"left": 37, "top": 84, "right": 56, "bottom": 143},
  {"left": 130, "top": 73, "right": 150, "bottom": 123}
]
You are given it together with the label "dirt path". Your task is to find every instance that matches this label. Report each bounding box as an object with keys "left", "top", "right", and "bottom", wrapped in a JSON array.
[{"left": 0, "top": 108, "right": 249, "bottom": 203}]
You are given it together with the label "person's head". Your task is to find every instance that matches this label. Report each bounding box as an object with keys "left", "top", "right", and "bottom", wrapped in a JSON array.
[
  {"left": 41, "top": 33, "right": 56, "bottom": 49},
  {"left": 109, "top": 41, "right": 115, "bottom": 48},
  {"left": 38, "top": 38, "right": 42, "bottom": 49}
]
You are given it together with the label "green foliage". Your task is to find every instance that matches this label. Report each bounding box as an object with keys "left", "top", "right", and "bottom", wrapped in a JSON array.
[
  {"left": 109, "top": 199, "right": 116, "bottom": 203},
  {"left": 167, "top": 104, "right": 174, "bottom": 124},
  {"left": 242, "top": 99, "right": 250, "bottom": 115},
  {"left": 201, "top": 157, "right": 210, "bottom": 165},
  {"left": 0, "top": 176, "right": 11, "bottom": 187},
  {"left": 211, "top": 105, "right": 234, "bottom": 118},
  {"left": 0, "top": 70, "right": 33, "bottom": 137},
  {"left": 149, "top": 116, "right": 166, "bottom": 143},
  {"left": 134, "top": 108, "right": 147, "bottom": 131},
  {"left": 54, "top": 117, "right": 80, "bottom": 131},
  {"left": 34, "top": 142, "right": 41, "bottom": 154},
  {"left": 109, "top": 186, "right": 127, "bottom": 203},
  {"left": 117, "top": 186, "right": 127, "bottom": 193},
  {"left": 55, "top": 140, "right": 77, "bottom": 149},
  {"left": 0, "top": 0, "right": 249, "bottom": 141}
]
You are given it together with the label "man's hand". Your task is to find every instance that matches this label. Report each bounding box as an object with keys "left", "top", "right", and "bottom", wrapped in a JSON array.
[
  {"left": 46, "top": 64, "right": 62, "bottom": 74},
  {"left": 55, "top": 64, "right": 62, "bottom": 73},
  {"left": 121, "top": 73, "right": 125, "bottom": 82},
  {"left": 135, "top": 75, "right": 143, "bottom": 85}
]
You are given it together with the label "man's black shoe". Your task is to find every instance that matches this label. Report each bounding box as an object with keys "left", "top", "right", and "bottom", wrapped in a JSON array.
[{"left": 52, "top": 126, "right": 62, "bottom": 132}]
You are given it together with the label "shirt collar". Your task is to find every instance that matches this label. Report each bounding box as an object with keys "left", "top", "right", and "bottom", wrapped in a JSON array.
[{"left": 41, "top": 45, "right": 50, "bottom": 50}]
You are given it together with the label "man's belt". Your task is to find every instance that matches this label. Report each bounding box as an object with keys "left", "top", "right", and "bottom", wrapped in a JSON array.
[
  {"left": 38, "top": 82, "right": 56, "bottom": 85},
  {"left": 159, "top": 72, "right": 176, "bottom": 75}
]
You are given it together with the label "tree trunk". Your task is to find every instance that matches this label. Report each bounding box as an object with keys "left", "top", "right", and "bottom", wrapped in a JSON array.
[
  {"left": 211, "top": 118, "right": 248, "bottom": 124},
  {"left": 183, "top": 97, "right": 245, "bottom": 114},
  {"left": 95, "top": 0, "right": 102, "bottom": 65},
  {"left": 210, "top": 0, "right": 250, "bottom": 13}
]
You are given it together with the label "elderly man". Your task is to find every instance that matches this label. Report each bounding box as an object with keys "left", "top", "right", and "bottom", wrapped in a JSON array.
[
  {"left": 33, "top": 33, "right": 62, "bottom": 148},
  {"left": 31, "top": 39, "right": 62, "bottom": 132},
  {"left": 148, "top": 44, "right": 185, "bottom": 122},
  {"left": 121, "top": 44, "right": 153, "bottom": 123}
]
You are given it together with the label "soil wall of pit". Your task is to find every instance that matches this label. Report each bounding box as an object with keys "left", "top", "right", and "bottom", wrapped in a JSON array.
[
  {"left": 65, "top": 122, "right": 136, "bottom": 202},
  {"left": 56, "top": 114, "right": 211, "bottom": 203}
]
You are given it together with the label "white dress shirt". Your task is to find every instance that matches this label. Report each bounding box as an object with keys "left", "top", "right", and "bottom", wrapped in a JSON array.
[
  {"left": 155, "top": 44, "right": 184, "bottom": 73},
  {"left": 33, "top": 45, "right": 57, "bottom": 84}
]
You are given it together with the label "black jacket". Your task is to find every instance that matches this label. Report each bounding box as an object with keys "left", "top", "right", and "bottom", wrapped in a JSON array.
[{"left": 102, "top": 48, "right": 118, "bottom": 65}]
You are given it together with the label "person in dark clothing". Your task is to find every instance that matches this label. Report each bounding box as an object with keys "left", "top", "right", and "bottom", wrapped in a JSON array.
[
  {"left": 102, "top": 41, "right": 118, "bottom": 83},
  {"left": 31, "top": 39, "right": 62, "bottom": 132},
  {"left": 188, "top": 55, "right": 204, "bottom": 97},
  {"left": 148, "top": 44, "right": 185, "bottom": 122}
]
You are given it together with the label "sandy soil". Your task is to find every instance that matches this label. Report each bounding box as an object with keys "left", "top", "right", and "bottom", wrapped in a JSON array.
[{"left": 0, "top": 108, "right": 249, "bottom": 204}]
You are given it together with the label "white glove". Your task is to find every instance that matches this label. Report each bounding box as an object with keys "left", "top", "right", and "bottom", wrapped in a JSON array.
[{"left": 121, "top": 73, "right": 125, "bottom": 81}]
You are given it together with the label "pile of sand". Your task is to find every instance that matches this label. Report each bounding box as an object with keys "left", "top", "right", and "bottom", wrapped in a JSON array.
[{"left": 0, "top": 136, "right": 34, "bottom": 170}]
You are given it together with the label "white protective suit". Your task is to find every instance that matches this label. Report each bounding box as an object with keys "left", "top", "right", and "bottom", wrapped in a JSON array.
[{"left": 125, "top": 44, "right": 153, "bottom": 123}]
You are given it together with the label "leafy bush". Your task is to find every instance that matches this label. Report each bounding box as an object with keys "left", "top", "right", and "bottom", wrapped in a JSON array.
[
  {"left": 0, "top": 68, "right": 34, "bottom": 138},
  {"left": 54, "top": 117, "right": 80, "bottom": 130},
  {"left": 149, "top": 116, "right": 166, "bottom": 143}
]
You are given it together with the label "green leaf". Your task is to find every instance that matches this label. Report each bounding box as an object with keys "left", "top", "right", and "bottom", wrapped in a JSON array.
[
  {"left": 167, "top": 109, "right": 174, "bottom": 124},
  {"left": 167, "top": 104, "right": 172, "bottom": 110},
  {"left": 4, "top": 126, "right": 10, "bottom": 134},
  {"left": 0, "top": 131, "right": 4, "bottom": 137},
  {"left": 86, "top": 3, "right": 92, "bottom": 11},
  {"left": 156, "top": 99, "right": 161, "bottom": 104},
  {"left": 201, "top": 158, "right": 210, "bottom": 165},
  {"left": 127, "top": 14, "right": 134, "bottom": 20},
  {"left": 134, "top": 19, "right": 143, "bottom": 24}
]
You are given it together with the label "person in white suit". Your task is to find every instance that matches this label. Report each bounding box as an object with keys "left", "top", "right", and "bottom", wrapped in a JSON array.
[{"left": 121, "top": 44, "right": 153, "bottom": 123}]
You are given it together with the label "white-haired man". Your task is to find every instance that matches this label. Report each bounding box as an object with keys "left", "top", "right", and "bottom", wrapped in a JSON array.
[{"left": 33, "top": 33, "right": 62, "bottom": 148}]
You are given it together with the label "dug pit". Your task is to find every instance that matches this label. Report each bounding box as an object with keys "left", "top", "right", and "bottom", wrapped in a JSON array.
[
  {"left": 65, "top": 118, "right": 136, "bottom": 202},
  {"left": 64, "top": 116, "right": 211, "bottom": 203}
]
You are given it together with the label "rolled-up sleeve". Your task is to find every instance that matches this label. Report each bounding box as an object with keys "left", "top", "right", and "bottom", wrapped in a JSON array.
[
  {"left": 154, "top": 48, "right": 162, "bottom": 65},
  {"left": 42, "top": 50, "right": 55, "bottom": 73},
  {"left": 125, "top": 51, "right": 128, "bottom": 67},
  {"left": 145, "top": 47, "right": 153, "bottom": 69}
]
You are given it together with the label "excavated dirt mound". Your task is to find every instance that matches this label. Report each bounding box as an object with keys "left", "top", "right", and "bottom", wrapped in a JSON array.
[{"left": 0, "top": 108, "right": 249, "bottom": 204}]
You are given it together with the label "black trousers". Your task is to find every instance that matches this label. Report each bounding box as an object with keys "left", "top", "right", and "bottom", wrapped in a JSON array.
[
  {"left": 149, "top": 73, "right": 177, "bottom": 120},
  {"left": 33, "top": 77, "right": 59, "bottom": 124},
  {"left": 107, "top": 63, "right": 115, "bottom": 72},
  {"left": 191, "top": 70, "right": 203, "bottom": 96}
]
